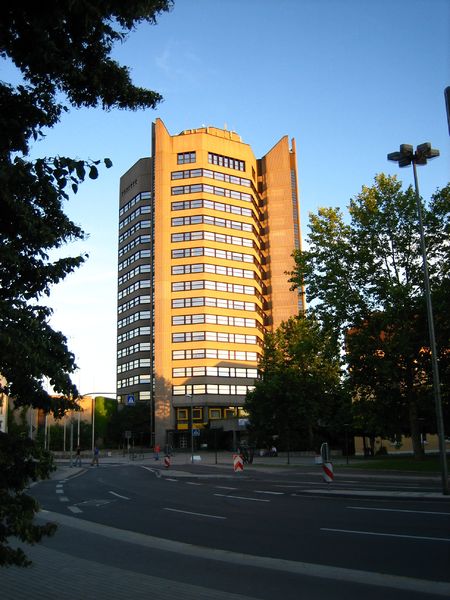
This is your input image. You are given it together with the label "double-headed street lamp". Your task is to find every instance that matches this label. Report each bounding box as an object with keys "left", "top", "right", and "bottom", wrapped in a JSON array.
[{"left": 388, "top": 143, "right": 448, "bottom": 496}]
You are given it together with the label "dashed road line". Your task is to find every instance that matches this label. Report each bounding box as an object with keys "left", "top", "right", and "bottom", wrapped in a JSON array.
[
  {"left": 347, "top": 506, "right": 450, "bottom": 516},
  {"left": 186, "top": 481, "right": 203, "bottom": 486},
  {"left": 254, "top": 490, "right": 284, "bottom": 495},
  {"left": 321, "top": 528, "right": 450, "bottom": 542},
  {"left": 68, "top": 506, "right": 82, "bottom": 514},
  {"left": 214, "top": 493, "right": 270, "bottom": 503},
  {"left": 163, "top": 507, "right": 226, "bottom": 520},
  {"left": 109, "top": 491, "right": 130, "bottom": 500}
]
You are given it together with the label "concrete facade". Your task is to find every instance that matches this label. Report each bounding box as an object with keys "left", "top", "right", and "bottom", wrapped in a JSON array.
[{"left": 117, "top": 120, "right": 302, "bottom": 446}]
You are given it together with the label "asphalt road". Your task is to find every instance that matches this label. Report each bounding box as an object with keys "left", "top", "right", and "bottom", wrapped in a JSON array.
[{"left": 26, "top": 463, "right": 450, "bottom": 599}]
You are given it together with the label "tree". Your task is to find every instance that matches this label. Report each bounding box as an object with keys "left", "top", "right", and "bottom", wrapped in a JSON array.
[
  {"left": 290, "top": 174, "right": 450, "bottom": 457},
  {"left": 245, "top": 315, "right": 346, "bottom": 451},
  {"left": 0, "top": 0, "right": 173, "bottom": 566}
]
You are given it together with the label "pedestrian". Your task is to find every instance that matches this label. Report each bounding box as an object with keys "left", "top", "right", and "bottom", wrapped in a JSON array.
[
  {"left": 91, "top": 445, "right": 100, "bottom": 467},
  {"left": 74, "top": 445, "right": 82, "bottom": 467},
  {"left": 154, "top": 443, "right": 160, "bottom": 460},
  {"left": 270, "top": 445, "right": 277, "bottom": 457}
]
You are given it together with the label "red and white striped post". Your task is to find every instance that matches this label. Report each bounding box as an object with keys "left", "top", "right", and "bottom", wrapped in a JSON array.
[
  {"left": 233, "top": 453, "right": 244, "bottom": 472},
  {"left": 322, "top": 461, "right": 334, "bottom": 483}
]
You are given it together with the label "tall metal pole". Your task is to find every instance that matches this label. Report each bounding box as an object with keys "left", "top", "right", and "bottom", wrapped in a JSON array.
[
  {"left": 412, "top": 161, "right": 448, "bottom": 495},
  {"left": 91, "top": 396, "right": 96, "bottom": 453}
]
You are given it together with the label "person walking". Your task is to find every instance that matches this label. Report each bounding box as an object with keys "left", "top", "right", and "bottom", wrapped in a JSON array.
[
  {"left": 91, "top": 445, "right": 100, "bottom": 467},
  {"left": 74, "top": 445, "right": 82, "bottom": 467},
  {"left": 154, "top": 443, "right": 160, "bottom": 460}
]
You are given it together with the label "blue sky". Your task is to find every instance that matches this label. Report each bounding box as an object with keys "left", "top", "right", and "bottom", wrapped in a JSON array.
[{"left": 3, "top": 0, "right": 449, "bottom": 396}]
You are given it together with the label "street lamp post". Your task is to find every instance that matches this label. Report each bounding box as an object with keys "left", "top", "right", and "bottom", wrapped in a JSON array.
[
  {"left": 388, "top": 143, "right": 448, "bottom": 496},
  {"left": 186, "top": 394, "right": 194, "bottom": 463}
]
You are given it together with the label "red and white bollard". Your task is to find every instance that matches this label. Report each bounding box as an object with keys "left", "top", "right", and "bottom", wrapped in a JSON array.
[
  {"left": 233, "top": 454, "right": 244, "bottom": 473},
  {"left": 322, "top": 461, "right": 334, "bottom": 483},
  {"left": 164, "top": 455, "right": 171, "bottom": 469}
]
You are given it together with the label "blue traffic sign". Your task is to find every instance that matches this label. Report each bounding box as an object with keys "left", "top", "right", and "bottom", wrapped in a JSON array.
[{"left": 127, "top": 394, "right": 135, "bottom": 405}]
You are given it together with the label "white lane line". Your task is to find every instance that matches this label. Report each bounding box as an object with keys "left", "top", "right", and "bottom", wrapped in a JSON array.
[
  {"left": 68, "top": 506, "right": 82, "bottom": 514},
  {"left": 321, "top": 528, "right": 450, "bottom": 542},
  {"left": 109, "top": 491, "right": 130, "bottom": 500},
  {"left": 347, "top": 506, "right": 450, "bottom": 516},
  {"left": 164, "top": 507, "right": 226, "bottom": 520},
  {"left": 59, "top": 497, "right": 69, "bottom": 503},
  {"left": 185, "top": 481, "right": 202, "bottom": 486},
  {"left": 254, "top": 490, "right": 284, "bottom": 495},
  {"left": 55, "top": 489, "right": 64, "bottom": 494},
  {"left": 165, "top": 478, "right": 178, "bottom": 482},
  {"left": 214, "top": 493, "right": 270, "bottom": 503},
  {"left": 215, "top": 486, "right": 237, "bottom": 490}
]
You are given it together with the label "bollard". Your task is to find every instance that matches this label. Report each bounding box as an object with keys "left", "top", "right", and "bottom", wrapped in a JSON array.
[
  {"left": 233, "top": 453, "right": 244, "bottom": 472},
  {"left": 322, "top": 461, "right": 334, "bottom": 483}
]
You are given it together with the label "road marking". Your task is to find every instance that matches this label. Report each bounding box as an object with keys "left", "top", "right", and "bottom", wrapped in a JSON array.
[
  {"left": 109, "top": 491, "right": 130, "bottom": 500},
  {"left": 55, "top": 489, "right": 64, "bottom": 494},
  {"left": 141, "top": 466, "right": 161, "bottom": 478},
  {"left": 321, "top": 528, "right": 450, "bottom": 542},
  {"left": 68, "top": 506, "right": 82, "bottom": 514},
  {"left": 59, "top": 496, "right": 69, "bottom": 502},
  {"left": 165, "top": 478, "right": 178, "bottom": 482},
  {"left": 347, "top": 506, "right": 450, "bottom": 516},
  {"left": 185, "top": 481, "right": 202, "bottom": 486},
  {"left": 164, "top": 508, "right": 226, "bottom": 520},
  {"left": 254, "top": 490, "right": 284, "bottom": 495},
  {"left": 215, "top": 486, "right": 237, "bottom": 490},
  {"left": 214, "top": 493, "right": 270, "bottom": 503}
]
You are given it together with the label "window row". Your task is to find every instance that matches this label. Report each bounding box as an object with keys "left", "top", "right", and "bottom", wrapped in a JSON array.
[
  {"left": 118, "top": 279, "right": 151, "bottom": 300},
  {"left": 171, "top": 183, "right": 252, "bottom": 203},
  {"left": 118, "top": 264, "right": 151, "bottom": 286},
  {"left": 172, "top": 246, "right": 254, "bottom": 266},
  {"left": 172, "top": 263, "right": 254, "bottom": 280},
  {"left": 118, "top": 249, "right": 152, "bottom": 272},
  {"left": 171, "top": 280, "right": 257, "bottom": 297},
  {"left": 119, "top": 191, "right": 151, "bottom": 217},
  {"left": 119, "top": 204, "right": 151, "bottom": 230},
  {"left": 118, "top": 219, "right": 151, "bottom": 244},
  {"left": 177, "top": 151, "right": 196, "bottom": 164},
  {"left": 208, "top": 152, "right": 245, "bottom": 172},
  {"left": 172, "top": 331, "right": 259, "bottom": 345},
  {"left": 118, "top": 326, "right": 151, "bottom": 344},
  {"left": 176, "top": 407, "right": 239, "bottom": 421},
  {"left": 172, "top": 366, "right": 258, "bottom": 379},
  {"left": 173, "top": 384, "right": 254, "bottom": 396},
  {"left": 172, "top": 348, "right": 258, "bottom": 361},
  {"left": 117, "top": 358, "right": 151, "bottom": 374},
  {"left": 172, "top": 232, "right": 253, "bottom": 252},
  {"left": 118, "top": 294, "right": 151, "bottom": 315},
  {"left": 118, "top": 373, "right": 152, "bottom": 389},
  {"left": 172, "top": 296, "right": 257, "bottom": 313},
  {"left": 117, "top": 341, "right": 151, "bottom": 359},
  {"left": 118, "top": 310, "right": 151, "bottom": 329},
  {"left": 119, "top": 234, "right": 151, "bottom": 257},
  {"left": 171, "top": 168, "right": 251, "bottom": 187},
  {"left": 172, "top": 197, "right": 253, "bottom": 219},
  {"left": 172, "top": 313, "right": 257, "bottom": 328},
  {"left": 172, "top": 214, "right": 253, "bottom": 232}
]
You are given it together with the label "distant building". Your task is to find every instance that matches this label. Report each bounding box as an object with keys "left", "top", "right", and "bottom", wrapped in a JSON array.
[{"left": 117, "top": 119, "right": 303, "bottom": 447}]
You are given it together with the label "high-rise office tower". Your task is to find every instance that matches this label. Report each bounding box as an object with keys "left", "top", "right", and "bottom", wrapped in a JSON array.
[{"left": 117, "top": 119, "right": 302, "bottom": 447}]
